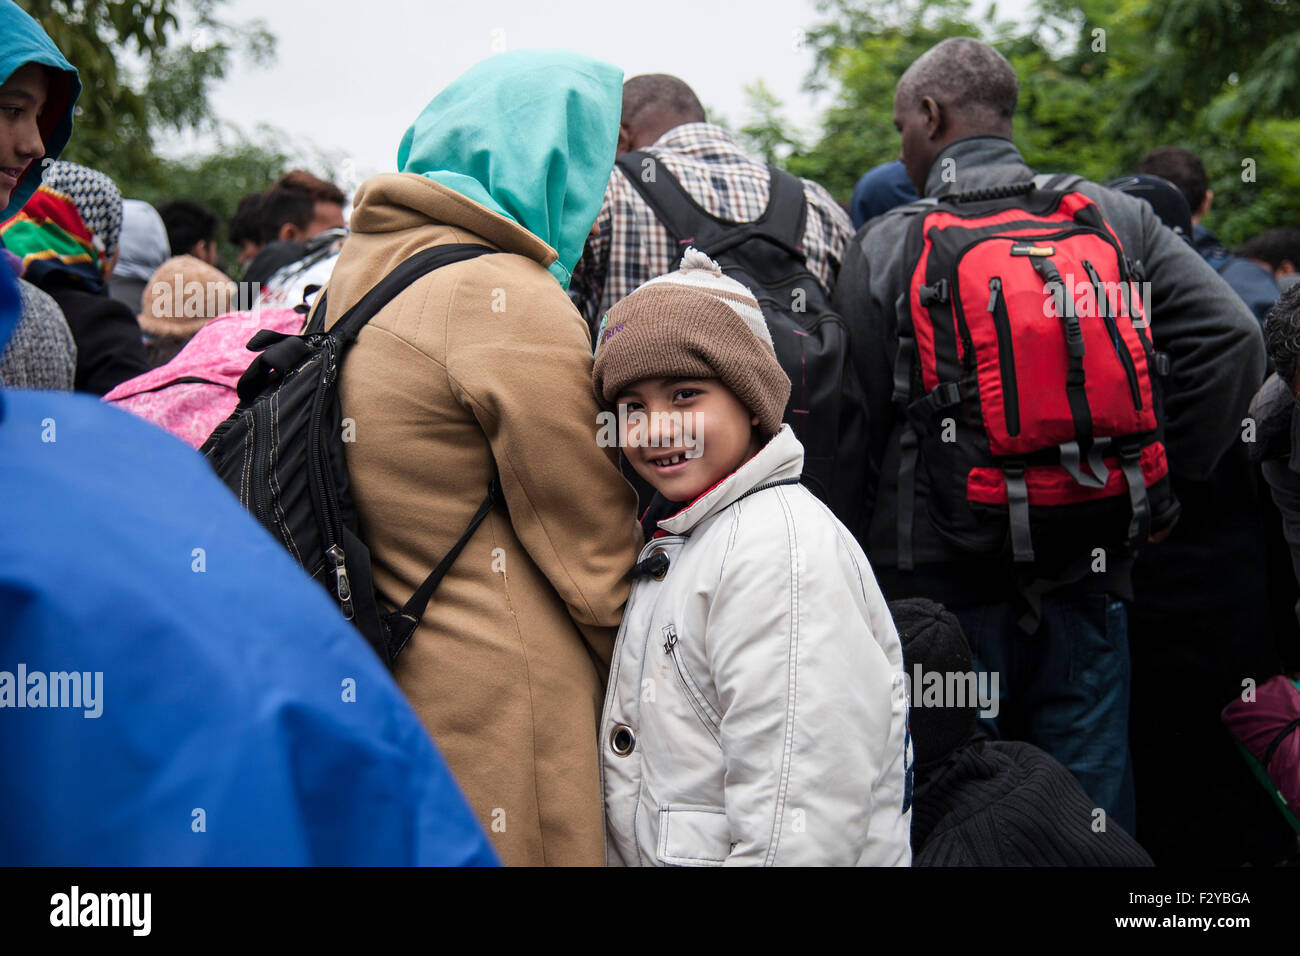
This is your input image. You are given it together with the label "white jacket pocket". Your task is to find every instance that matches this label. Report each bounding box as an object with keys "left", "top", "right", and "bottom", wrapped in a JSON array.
[{"left": 656, "top": 804, "right": 732, "bottom": 867}]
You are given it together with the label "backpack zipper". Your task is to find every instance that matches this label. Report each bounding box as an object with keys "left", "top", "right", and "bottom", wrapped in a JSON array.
[
  {"left": 945, "top": 225, "right": 1133, "bottom": 425},
  {"left": 986, "top": 277, "right": 1020, "bottom": 436},
  {"left": 1082, "top": 259, "right": 1142, "bottom": 410},
  {"left": 326, "top": 543, "right": 354, "bottom": 620},
  {"left": 948, "top": 226, "right": 1106, "bottom": 369},
  {"left": 249, "top": 400, "right": 274, "bottom": 525},
  {"left": 307, "top": 338, "right": 353, "bottom": 619}
]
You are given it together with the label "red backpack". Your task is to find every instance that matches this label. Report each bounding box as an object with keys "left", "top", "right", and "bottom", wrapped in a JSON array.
[{"left": 892, "top": 175, "right": 1180, "bottom": 572}]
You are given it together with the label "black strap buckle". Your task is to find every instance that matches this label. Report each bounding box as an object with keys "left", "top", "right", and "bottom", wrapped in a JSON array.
[
  {"left": 918, "top": 278, "right": 950, "bottom": 306},
  {"left": 932, "top": 381, "right": 962, "bottom": 409},
  {"left": 911, "top": 381, "right": 963, "bottom": 418}
]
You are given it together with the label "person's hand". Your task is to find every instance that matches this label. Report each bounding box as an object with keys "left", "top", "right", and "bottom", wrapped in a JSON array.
[{"left": 1148, "top": 513, "right": 1179, "bottom": 545}]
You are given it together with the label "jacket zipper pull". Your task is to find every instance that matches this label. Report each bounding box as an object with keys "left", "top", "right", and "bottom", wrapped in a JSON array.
[
  {"left": 663, "top": 625, "right": 677, "bottom": 654},
  {"left": 987, "top": 277, "right": 1001, "bottom": 313},
  {"left": 326, "top": 543, "right": 355, "bottom": 620}
]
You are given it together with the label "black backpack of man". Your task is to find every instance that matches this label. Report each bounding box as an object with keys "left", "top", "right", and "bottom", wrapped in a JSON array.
[
  {"left": 615, "top": 152, "right": 870, "bottom": 540},
  {"left": 200, "top": 244, "right": 501, "bottom": 668}
]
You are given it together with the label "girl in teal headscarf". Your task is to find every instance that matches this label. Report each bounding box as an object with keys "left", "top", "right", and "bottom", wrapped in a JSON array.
[
  {"left": 0, "top": 0, "right": 80, "bottom": 221},
  {"left": 397, "top": 49, "right": 622, "bottom": 289}
]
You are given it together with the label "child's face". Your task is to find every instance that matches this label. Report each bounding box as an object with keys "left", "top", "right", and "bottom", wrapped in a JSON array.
[
  {"left": 0, "top": 64, "right": 49, "bottom": 213},
  {"left": 616, "top": 377, "right": 762, "bottom": 503}
]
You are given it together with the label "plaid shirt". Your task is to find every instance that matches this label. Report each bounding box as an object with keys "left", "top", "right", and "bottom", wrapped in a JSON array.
[{"left": 570, "top": 123, "right": 854, "bottom": 335}]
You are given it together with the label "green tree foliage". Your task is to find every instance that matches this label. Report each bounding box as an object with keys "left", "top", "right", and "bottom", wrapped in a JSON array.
[
  {"left": 1121, "top": 0, "right": 1300, "bottom": 130},
  {"left": 784, "top": 0, "right": 979, "bottom": 195},
  {"left": 748, "top": 0, "right": 1300, "bottom": 245},
  {"left": 19, "top": 0, "right": 173, "bottom": 187},
  {"left": 17, "top": 0, "right": 280, "bottom": 210},
  {"left": 134, "top": 132, "right": 291, "bottom": 268},
  {"left": 737, "top": 80, "right": 803, "bottom": 164}
]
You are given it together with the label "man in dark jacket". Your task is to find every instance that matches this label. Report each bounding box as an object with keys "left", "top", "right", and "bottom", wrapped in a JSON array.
[
  {"left": 833, "top": 38, "right": 1264, "bottom": 835},
  {"left": 1136, "top": 147, "right": 1287, "bottom": 323},
  {"left": 1226, "top": 227, "right": 1300, "bottom": 324}
]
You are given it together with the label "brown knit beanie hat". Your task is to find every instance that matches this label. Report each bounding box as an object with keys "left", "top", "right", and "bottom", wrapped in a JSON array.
[
  {"left": 137, "top": 255, "right": 238, "bottom": 338},
  {"left": 592, "top": 248, "right": 790, "bottom": 436}
]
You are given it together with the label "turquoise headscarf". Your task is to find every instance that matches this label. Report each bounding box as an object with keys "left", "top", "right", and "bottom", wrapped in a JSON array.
[
  {"left": 0, "top": 0, "right": 80, "bottom": 221},
  {"left": 397, "top": 50, "right": 622, "bottom": 289}
]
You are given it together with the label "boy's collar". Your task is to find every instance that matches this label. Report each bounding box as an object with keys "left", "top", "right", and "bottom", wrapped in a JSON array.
[{"left": 655, "top": 425, "right": 804, "bottom": 536}]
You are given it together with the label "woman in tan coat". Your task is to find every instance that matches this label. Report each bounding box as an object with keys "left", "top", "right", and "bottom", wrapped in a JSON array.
[{"left": 320, "top": 51, "right": 642, "bottom": 865}]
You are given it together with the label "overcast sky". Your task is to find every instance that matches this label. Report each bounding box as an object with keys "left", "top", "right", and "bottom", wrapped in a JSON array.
[
  {"left": 193, "top": 0, "right": 827, "bottom": 179},
  {"left": 193, "top": 0, "right": 1025, "bottom": 183}
]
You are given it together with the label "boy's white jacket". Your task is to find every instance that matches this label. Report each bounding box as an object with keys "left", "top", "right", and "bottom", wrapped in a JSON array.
[{"left": 601, "top": 425, "right": 912, "bottom": 866}]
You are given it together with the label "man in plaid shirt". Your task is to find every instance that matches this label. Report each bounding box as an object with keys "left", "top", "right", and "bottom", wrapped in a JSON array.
[{"left": 570, "top": 74, "right": 854, "bottom": 338}]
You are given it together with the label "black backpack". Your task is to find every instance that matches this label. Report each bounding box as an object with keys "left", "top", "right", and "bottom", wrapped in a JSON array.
[
  {"left": 615, "top": 153, "right": 870, "bottom": 539},
  {"left": 200, "top": 243, "right": 500, "bottom": 667}
]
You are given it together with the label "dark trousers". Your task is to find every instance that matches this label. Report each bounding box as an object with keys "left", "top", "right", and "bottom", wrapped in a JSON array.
[{"left": 954, "top": 593, "right": 1136, "bottom": 835}]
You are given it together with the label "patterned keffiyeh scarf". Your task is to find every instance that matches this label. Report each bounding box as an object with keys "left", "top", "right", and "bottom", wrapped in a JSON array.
[{"left": 0, "top": 162, "right": 123, "bottom": 294}]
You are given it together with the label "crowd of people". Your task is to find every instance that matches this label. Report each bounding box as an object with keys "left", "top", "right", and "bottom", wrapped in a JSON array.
[{"left": 2, "top": 0, "right": 1298, "bottom": 867}]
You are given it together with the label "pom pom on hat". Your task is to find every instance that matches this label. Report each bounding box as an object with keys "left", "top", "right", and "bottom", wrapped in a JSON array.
[
  {"left": 634, "top": 247, "right": 774, "bottom": 349},
  {"left": 679, "top": 246, "right": 722, "bottom": 274}
]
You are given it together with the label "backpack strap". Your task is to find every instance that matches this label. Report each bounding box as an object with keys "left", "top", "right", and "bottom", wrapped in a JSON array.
[
  {"left": 303, "top": 290, "right": 329, "bottom": 334},
  {"left": 892, "top": 208, "right": 939, "bottom": 572},
  {"left": 614, "top": 152, "right": 807, "bottom": 264},
  {"left": 385, "top": 478, "right": 502, "bottom": 660},
  {"left": 318, "top": 242, "right": 501, "bottom": 661},
  {"left": 744, "top": 165, "right": 812, "bottom": 262},
  {"left": 1118, "top": 441, "right": 1152, "bottom": 550},
  {"left": 237, "top": 243, "right": 497, "bottom": 405},
  {"left": 1263, "top": 716, "right": 1300, "bottom": 770},
  {"left": 332, "top": 243, "right": 496, "bottom": 346},
  {"left": 1029, "top": 254, "right": 1103, "bottom": 485}
]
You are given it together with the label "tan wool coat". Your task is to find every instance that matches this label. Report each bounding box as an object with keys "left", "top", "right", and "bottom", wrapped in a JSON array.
[{"left": 321, "top": 173, "right": 642, "bottom": 866}]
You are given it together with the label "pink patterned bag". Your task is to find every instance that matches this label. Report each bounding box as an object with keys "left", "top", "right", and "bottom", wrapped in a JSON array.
[{"left": 103, "top": 307, "right": 303, "bottom": 448}]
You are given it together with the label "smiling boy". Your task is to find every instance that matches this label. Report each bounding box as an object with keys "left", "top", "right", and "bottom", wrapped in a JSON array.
[
  {"left": 592, "top": 249, "right": 911, "bottom": 866},
  {"left": 0, "top": 0, "right": 79, "bottom": 222},
  {"left": 615, "top": 375, "right": 759, "bottom": 501},
  {"left": 0, "top": 64, "right": 46, "bottom": 211}
]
